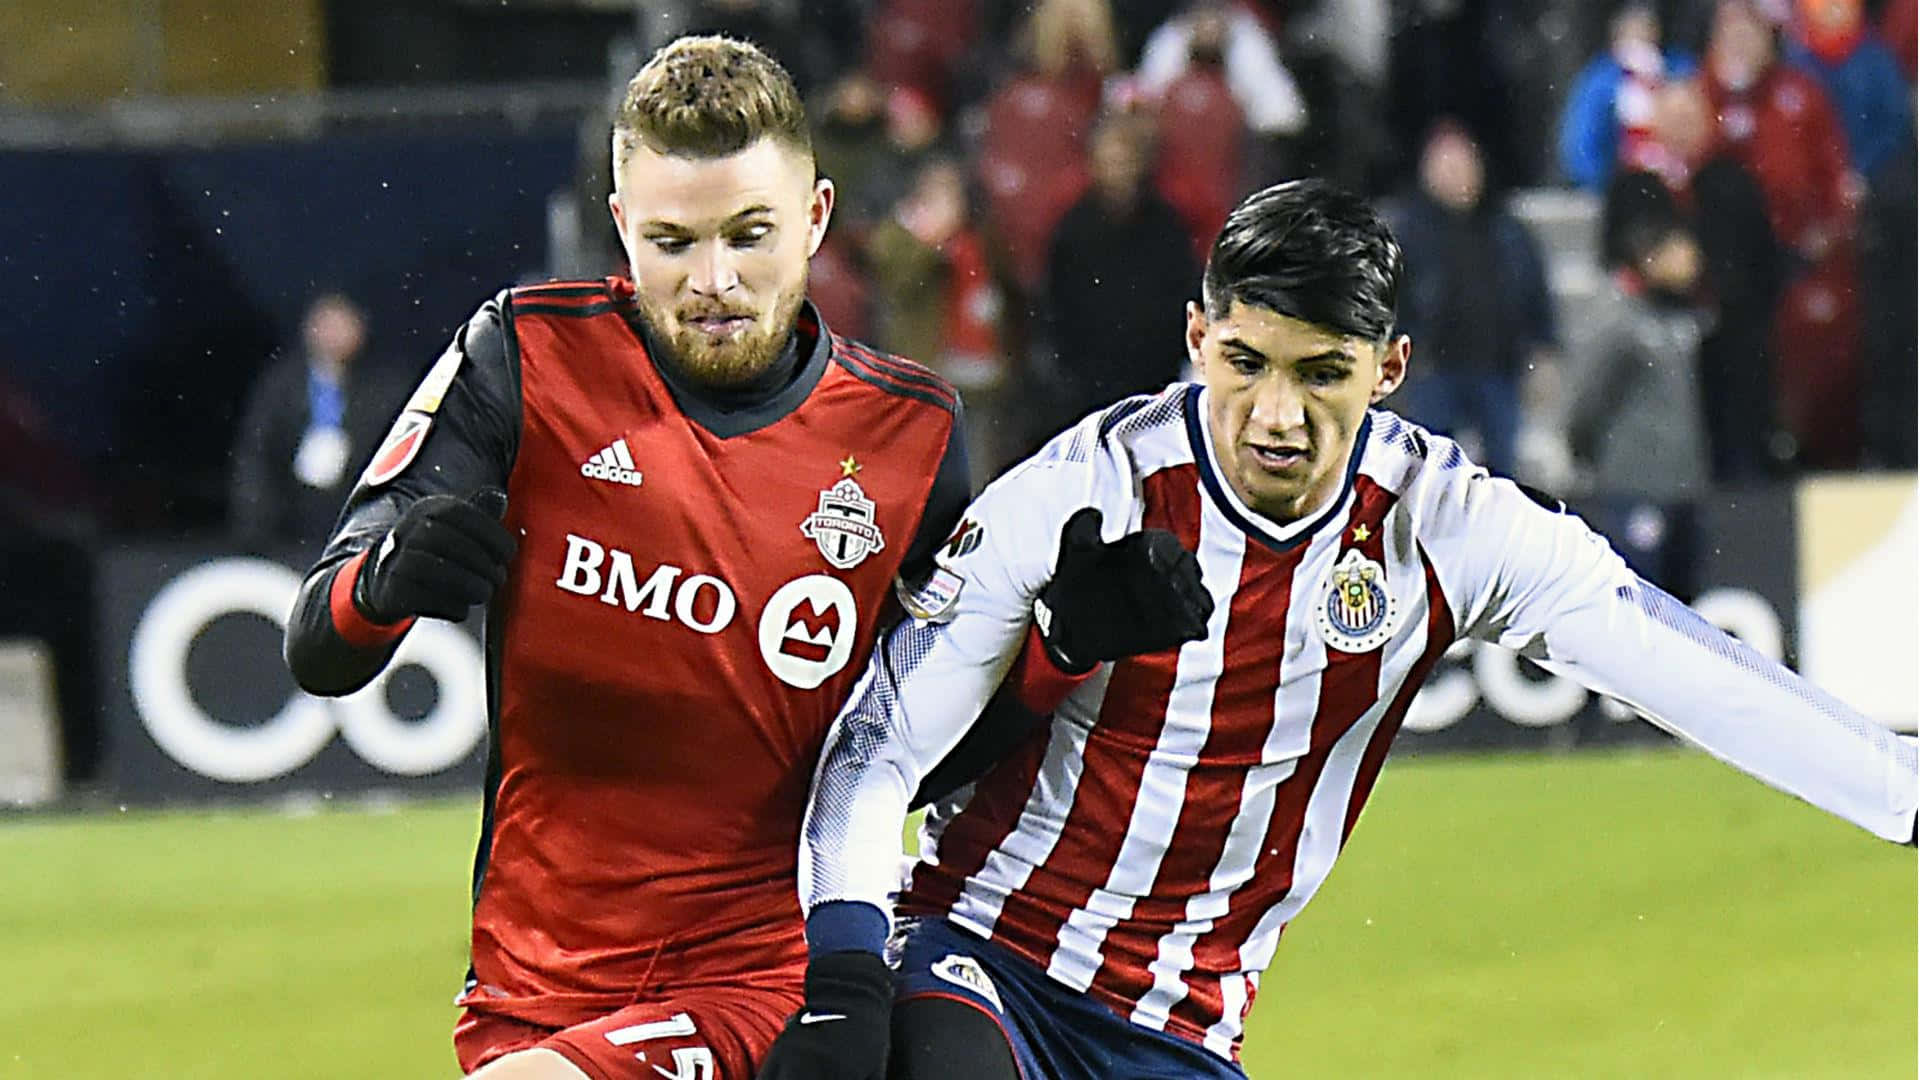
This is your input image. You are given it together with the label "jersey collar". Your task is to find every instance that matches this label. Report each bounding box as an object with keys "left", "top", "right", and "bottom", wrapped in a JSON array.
[
  {"left": 1182, "top": 383, "right": 1369, "bottom": 552},
  {"left": 626, "top": 300, "right": 834, "bottom": 440}
]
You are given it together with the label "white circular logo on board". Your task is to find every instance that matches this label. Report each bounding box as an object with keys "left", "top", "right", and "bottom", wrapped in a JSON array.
[
  {"left": 758, "top": 574, "right": 858, "bottom": 689},
  {"left": 128, "top": 558, "right": 485, "bottom": 781}
]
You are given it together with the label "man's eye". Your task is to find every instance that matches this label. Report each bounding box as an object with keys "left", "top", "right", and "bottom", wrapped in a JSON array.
[
  {"left": 730, "top": 225, "right": 772, "bottom": 248},
  {"left": 1228, "top": 354, "right": 1261, "bottom": 375},
  {"left": 649, "top": 237, "right": 691, "bottom": 254},
  {"left": 1306, "top": 367, "right": 1350, "bottom": 387}
]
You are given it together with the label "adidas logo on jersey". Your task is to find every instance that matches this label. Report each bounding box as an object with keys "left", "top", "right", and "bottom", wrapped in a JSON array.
[{"left": 581, "top": 439, "right": 644, "bottom": 486}]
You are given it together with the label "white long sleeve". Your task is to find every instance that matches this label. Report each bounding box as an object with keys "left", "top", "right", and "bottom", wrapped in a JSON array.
[{"left": 1426, "top": 470, "right": 1919, "bottom": 842}]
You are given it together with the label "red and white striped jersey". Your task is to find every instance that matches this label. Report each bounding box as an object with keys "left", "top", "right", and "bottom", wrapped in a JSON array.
[{"left": 800, "top": 382, "right": 1918, "bottom": 1062}]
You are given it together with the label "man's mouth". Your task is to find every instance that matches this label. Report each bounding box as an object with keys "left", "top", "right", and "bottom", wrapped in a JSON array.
[
  {"left": 1245, "top": 444, "right": 1309, "bottom": 472},
  {"left": 686, "top": 314, "right": 751, "bottom": 337}
]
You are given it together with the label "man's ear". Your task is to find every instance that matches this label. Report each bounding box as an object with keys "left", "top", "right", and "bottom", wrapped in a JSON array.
[
  {"left": 807, "top": 178, "right": 836, "bottom": 257},
  {"left": 1184, "top": 301, "right": 1208, "bottom": 369},
  {"left": 1371, "top": 335, "right": 1411, "bottom": 403}
]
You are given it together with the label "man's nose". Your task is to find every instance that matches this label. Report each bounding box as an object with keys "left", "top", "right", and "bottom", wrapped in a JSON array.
[
  {"left": 1248, "top": 374, "right": 1305, "bottom": 434},
  {"left": 686, "top": 241, "right": 741, "bottom": 296}
]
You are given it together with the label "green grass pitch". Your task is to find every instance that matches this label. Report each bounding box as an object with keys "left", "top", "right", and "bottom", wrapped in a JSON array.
[{"left": 2, "top": 749, "right": 1910, "bottom": 1078}]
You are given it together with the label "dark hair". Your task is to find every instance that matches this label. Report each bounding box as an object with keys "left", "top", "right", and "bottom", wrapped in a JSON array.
[
  {"left": 1201, "top": 179, "right": 1402, "bottom": 342},
  {"left": 1602, "top": 169, "right": 1681, "bottom": 269}
]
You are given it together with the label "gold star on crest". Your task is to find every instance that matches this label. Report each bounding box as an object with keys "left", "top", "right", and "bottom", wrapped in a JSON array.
[
  {"left": 839, "top": 455, "right": 862, "bottom": 478},
  {"left": 1351, "top": 523, "right": 1372, "bottom": 543}
]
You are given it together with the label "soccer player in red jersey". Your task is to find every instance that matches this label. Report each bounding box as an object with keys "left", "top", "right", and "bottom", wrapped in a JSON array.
[
  {"left": 777, "top": 179, "right": 1919, "bottom": 1080},
  {"left": 284, "top": 35, "right": 1210, "bottom": 1080}
]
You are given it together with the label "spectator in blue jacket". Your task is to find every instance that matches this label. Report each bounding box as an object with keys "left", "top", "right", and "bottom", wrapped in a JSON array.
[
  {"left": 1559, "top": 3, "right": 1695, "bottom": 192},
  {"left": 1784, "top": 0, "right": 1913, "bottom": 180}
]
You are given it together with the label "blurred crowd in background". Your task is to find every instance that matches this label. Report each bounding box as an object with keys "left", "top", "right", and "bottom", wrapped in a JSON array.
[{"left": 2, "top": 0, "right": 1915, "bottom": 554}]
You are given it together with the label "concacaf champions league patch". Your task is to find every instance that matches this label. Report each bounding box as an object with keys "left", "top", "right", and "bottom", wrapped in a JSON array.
[
  {"left": 363, "top": 340, "right": 465, "bottom": 487},
  {"left": 1315, "top": 547, "right": 1401, "bottom": 653}
]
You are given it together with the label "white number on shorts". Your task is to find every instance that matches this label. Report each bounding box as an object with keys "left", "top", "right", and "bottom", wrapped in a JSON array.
[
  {"left": 603, "top": 1013, "right": 715, "bottom": 1079},
  {"left": 606, "top": 1013, "right": 698, "bottom": 1045},
  {"left": 650, "top": 1047, "right": 715, "bottom": 1080}
]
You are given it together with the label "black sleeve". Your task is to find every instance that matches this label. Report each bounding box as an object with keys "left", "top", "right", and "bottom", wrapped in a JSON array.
[
  {"left": 282, "top": 295, "right": 522, "bottom": 696},
  {"left": 895, "top": 407, "right": 972, "bottom": 586}
]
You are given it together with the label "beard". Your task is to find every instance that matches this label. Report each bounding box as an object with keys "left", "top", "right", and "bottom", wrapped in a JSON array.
[{"left": 639, "top": 282, "right": 807, "bottom": 389}]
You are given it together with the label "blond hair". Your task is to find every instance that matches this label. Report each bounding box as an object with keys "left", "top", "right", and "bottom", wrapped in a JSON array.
[{"left": 613, "top": 35, "right": 811, "bottom": 170}]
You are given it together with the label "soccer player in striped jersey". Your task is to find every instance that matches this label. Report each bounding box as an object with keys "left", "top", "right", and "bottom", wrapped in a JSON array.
[{"left": 765, "top": 179, "right": 1920, "bottom": 1080}]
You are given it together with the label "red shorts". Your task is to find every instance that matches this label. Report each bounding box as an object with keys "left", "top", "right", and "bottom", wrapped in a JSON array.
[{"left": 455, "top": 988, "right": 801, "bottom": 1079}]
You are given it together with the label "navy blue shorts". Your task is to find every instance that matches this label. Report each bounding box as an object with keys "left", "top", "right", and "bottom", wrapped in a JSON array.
[{"left": 891, "top": 917, "right": 1246, "bottom": 1080}]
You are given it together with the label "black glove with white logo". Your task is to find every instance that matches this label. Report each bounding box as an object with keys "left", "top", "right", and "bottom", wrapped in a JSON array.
[
  {"left": 756, "top": 950, "right": 893, "bottom": 1080},
  {"left": 353, "top": 488, "right": 514, "bottom": 624},
  {"left": 1034, "top": 507, "right": 1214, "bottom": 674}
]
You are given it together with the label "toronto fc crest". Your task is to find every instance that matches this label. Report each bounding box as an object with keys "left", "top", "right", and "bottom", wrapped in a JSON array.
[
  {"left": 802, "top": 477, "right": 887, "bottom": 570},
  {"left": 1315, "top": 547, "right": 1400, "bottom": 653}
]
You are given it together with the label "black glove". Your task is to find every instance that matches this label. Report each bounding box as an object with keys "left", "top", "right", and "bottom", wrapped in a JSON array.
[
  {"left": 756, "top": 950, "right": 893, "bottom": 1080},
  {"left": 1034, "top": 507, "right": 1213, "bottom": 674},
  {"left": 353, "top": 488, "right": 514, "bottom": 624}
]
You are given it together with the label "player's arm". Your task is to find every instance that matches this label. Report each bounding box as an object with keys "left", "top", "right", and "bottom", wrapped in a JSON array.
[
  {"left": 759, "top": 418, "right": 1212, "bottom": 1080},
  {"left": 889, "top": 414, "right": 1129, "bottom": 810},
  {"left": 282, "top": 297, "right": 521, "bottom": 697},
  {"left": 910, "top": 621, "right": 1084, "bottom": 809},
  {"left": 802, "top": 461, "right": 1214, "bottom": 937},
  {"left": 1435, "top": 473, "right": 1919, "bottom": 842}
]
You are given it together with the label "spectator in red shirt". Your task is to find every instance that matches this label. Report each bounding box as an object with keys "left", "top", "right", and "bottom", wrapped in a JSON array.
[
  {"left": 1702, "top": 0, "right": 1863, "bottom": 467},
  {"left": 1618, "top": 80, "right": 1790, "bottom": 483},
  {"left": 867, "top": 157, "right": 1014, "bottom": 473}
]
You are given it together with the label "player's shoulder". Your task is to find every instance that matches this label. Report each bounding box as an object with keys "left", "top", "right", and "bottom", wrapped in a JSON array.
[
  {"left": 1359, "top": 408, "right": 1569, "bottom": 534},
  {"left": 1094, "top": 383, "right": 1192, "bottom": 446},
  {"left": 975, "top": 385, "right": 1193, "bottom": 527},
  {"left": 1036, "top": 383, "right": 1195, "bottom": 473},
  {"left": 826, "top": 329, "right": 960, "bottom": 416},
  {"left": 1356, "top": 408, "right": 1490, "bottom": 522},
  {"left": 1358, "top": 410, "right": 1474, "bottom": 491},
  {"left": 503, "top": 277, "right": 619, "bottom": 318}
]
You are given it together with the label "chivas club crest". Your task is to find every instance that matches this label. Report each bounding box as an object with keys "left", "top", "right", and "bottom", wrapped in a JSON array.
[
  {"left": 1315, "top": 547, "right": 1400, "bottom": 653},
  {"left": 801, "top": 477, "right": 887, "bottom": 570}
]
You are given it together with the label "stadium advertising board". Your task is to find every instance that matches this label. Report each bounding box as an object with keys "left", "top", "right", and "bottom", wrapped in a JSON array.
[
  {"left": 92, "top": 486, "right": 1824, "bottom": 800},
  {"left": 98, "top": 545, "right": 487, "bottom": 802},
  {"left": 1794, "top": 475, "right": 1918, "bottom": 734}
]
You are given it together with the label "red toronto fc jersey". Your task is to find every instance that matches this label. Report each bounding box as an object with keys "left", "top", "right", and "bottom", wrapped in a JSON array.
[{"left": 465, "top": 282, "right": 957, "bottom": 1024}]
